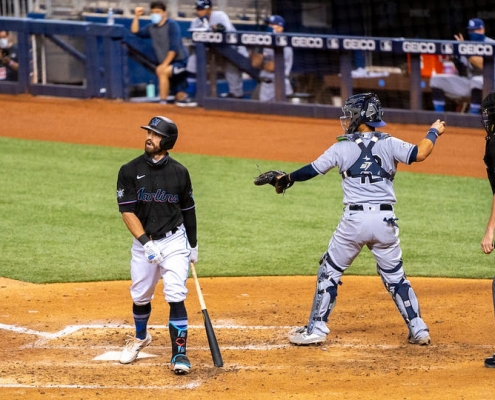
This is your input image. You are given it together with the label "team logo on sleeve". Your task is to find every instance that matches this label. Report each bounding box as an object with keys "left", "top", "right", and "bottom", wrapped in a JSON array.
[{"left": 117, "top": 188, "right": 124, "bottom": 199}]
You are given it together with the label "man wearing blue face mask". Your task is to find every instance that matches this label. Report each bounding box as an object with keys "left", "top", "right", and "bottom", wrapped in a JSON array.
[
  {"left": 430, "top": 18, "right": 494, "bottom": 114},
  {"left": 131, "top": 2, "right": 197, "bottom": 107},
  {"left": 251, "top": 15, "right": 293, "bottom": 102}
]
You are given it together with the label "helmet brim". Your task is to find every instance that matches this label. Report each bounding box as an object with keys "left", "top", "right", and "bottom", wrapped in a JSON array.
[
  {"left": 366, "top": 120, "right": 387, "bottom": 127},
  {"left": 140, "top": 125, "right": 169, "bottom": 137}
]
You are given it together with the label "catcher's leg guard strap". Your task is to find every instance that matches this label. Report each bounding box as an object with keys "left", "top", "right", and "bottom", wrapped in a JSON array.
[
  {"left": 378, "top": 262, "right": 421, "bottom": 324},
  {"left": 307, "top": 252, "right": 342, "bottom": 334}
]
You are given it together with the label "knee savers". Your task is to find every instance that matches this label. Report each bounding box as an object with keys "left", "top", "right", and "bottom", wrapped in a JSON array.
[{"left": 307, "top": 253, "right": 342, "bottom": 334}]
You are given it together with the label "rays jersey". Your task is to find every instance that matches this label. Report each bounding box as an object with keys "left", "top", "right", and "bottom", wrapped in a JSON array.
[{"left": 311, "top": 131, "right": 416, "bottom": 205}]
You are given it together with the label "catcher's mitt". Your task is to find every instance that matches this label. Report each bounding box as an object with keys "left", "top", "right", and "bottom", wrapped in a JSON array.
[{"left": 254, "top": 170, "right": 294, "bottom": 194}]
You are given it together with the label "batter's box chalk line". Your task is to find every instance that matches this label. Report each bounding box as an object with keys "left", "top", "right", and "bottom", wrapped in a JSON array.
[{"left": 1, "top": 322, "right": 297, "bottom": 349}]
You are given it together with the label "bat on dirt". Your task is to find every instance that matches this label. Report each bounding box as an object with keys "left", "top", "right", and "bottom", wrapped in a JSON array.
[{"left": 190, "top": 262, "right": 224, "bottom": 367}]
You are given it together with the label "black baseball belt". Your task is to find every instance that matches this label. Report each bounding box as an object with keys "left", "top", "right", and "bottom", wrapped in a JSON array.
[
  {"left": 149, "top": 227, "right": 178, "bottom": 241},
  {"left": 348, "top": 204, "right": 393, "bottom": 211}
]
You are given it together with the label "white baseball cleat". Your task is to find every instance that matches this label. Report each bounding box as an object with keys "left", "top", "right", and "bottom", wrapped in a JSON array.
[
  {"left": 408, "top": 331, "right": 431, "bottom": 345},
  {"left": 289, "top": 326, "right": 326, "bottom": 345},
  {"left": 119, "top": 332, "right": 152, "bottom": 364}
]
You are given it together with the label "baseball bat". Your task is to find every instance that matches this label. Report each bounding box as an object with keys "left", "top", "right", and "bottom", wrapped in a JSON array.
[{"left": 190, "top": 262, "right": 224, "bottom": 367}]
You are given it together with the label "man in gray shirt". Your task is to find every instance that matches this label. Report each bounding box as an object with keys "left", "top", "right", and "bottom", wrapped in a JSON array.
[{"left": 131, "top": 1, "right": 197, "bottom": 106}]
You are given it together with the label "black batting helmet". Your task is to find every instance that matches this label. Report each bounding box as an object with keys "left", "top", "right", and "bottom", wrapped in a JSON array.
[
  {"left": 481, "top": 91, "right": 495, "bottom": 139},
  {"left": 141, "top": 116, "right": 178, "bottom": 150},
  {"left": 340, "top": 92, "right": 386, "bottom": 134}
]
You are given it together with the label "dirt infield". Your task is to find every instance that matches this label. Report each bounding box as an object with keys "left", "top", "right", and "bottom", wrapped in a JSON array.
[{"left": 1, "top": 94, "right": 494, "bottom": 399}]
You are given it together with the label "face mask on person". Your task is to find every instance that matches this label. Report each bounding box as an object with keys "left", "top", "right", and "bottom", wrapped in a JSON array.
[
  {"left": 0, "top": 38, "right": 8, "bottom": 49},
  {"left": 469, "top": 32, "right": 486, "bottom": 42},
  {"left": 150, "top": 13, "right": 162, "bottom": 25}
]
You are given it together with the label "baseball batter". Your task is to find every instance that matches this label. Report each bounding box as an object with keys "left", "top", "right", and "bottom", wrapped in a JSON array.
[
  {"left": 116, "top": 116, "right": 198, "bottom": 375},
  {"left": 479, "top": 91, "right": 495, "bottom": 368},
  {"left": 262, "top": 93, "right": 446, "bottom": 346}
]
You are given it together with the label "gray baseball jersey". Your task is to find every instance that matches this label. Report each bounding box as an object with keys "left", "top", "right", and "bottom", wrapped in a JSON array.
[
  {"left": 189, "top": 10, "right": 235, "bottom": 32},
  {"left": 259, "top": 46, "right": 294, "bottom": 101},
  {"left": 311, "top": 131, "right": 415, "bottom": 204}
]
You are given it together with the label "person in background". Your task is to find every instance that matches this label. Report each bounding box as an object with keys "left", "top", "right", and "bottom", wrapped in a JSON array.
[
  {"left": 430, "top": 18, "right": 494, "bottom": 114},
  {"left": 188, "top": 0, "right": 250, "bottom": 99},
  {"left": 0, "top": 30, "right": 19, "bottom": 82},
  {"left": 131, "top": 1, "right": 197, "bottom": 107},
  {"left": 251, "top": 15, "right": 293, "bottom": 102}
]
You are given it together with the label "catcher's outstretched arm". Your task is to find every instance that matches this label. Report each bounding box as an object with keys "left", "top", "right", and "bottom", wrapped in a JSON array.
[{"left": 287, "top": 164, "right": 319, "bottom": 181}]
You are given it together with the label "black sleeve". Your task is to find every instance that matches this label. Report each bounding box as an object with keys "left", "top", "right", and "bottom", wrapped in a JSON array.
[
  {"left": 117, "top": 164, "right": 137, "bottom": 213},
  {"left": 182, "top": 209, "right": 197, "bottom": 247},
  {"left": 484, "top": 138, "right": 495, "bottom": 194},
  {"left": 180, "top": 169, "right": 197, "bottom": 247}
]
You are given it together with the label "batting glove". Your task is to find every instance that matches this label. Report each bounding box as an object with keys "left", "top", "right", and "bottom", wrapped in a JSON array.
[
  {"left": 143, "top": 241, "right": 164, "bottom": 264},
  {"left": 190, "top": 245, "right": 198, "bottom": 264}
]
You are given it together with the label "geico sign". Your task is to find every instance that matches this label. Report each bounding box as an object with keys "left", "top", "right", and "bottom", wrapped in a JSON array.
[
  {"left": 291, "top": 37, "right": 324, "bottom": 48},
  {"left": 459, "top": 43, "right": 493, "bottom": 56},
  {"left": 191, "top": 31, "right": 223, "bottom": 43},
  {"left": 241, "top": 34, "right": 272, "bottom": 45},
  {"left": 403, "top": 41, "right": 436, "bottom": 53},
  {"left": 343, "top": 39, "right": 375, "bottom": 50}
]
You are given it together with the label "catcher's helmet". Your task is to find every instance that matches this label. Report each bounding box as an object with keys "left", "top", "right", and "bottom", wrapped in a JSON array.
[
  {"left": 481, "top": 91, "right": 495, "bottom": 138},
  {"left": 141, "top": 116, "right": 178, "bottom": 150},
  {"left": 340, "top": 92, "right": 386, "bottom": 134}
]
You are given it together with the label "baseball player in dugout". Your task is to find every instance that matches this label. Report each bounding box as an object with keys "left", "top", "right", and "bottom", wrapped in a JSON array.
[
  {"left": 250, "top": 15, "right": 293, "bottom": 102},
  {"left": 256, "top": 92, "right": 446, "bottom": 346},
  {"left": 116, "top": 116, "right": 198, "bottom": 375},
  {"left": 480, "top": 91, "right": 495, "bottom": 368},
  {"left": 188, "top": 0, "right": 250, "bottom": 99}
]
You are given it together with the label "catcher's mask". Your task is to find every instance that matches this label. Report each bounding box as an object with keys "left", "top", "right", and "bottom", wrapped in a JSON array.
[
  {"left": 340, "top": 92, "right": 386, "bottom": 134},
  {"left": 481, "top": 91, "right": 495, "bottom": 139},
  {"left": 141, "top": 116, "right": 178, "bottom": 150}
]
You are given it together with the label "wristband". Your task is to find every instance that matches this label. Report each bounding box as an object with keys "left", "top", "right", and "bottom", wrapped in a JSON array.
[
  {"left": 8, "top": 60, "right": 14, "bottom": 67},
  {"left": 137, "top": 234, "right": 150, "bottom": 245},
  {"left": 426, "top": 128, "right": 439, "bottom": 144}
]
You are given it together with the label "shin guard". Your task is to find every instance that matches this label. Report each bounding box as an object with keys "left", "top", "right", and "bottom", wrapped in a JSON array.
[{"left": 169, "top": 322, "right": 188, "bottom": 361}]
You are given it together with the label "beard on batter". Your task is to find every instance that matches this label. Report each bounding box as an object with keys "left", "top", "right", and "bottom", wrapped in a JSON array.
[{"left": 145, "top": 139, "right": 163, "bottom": 157}]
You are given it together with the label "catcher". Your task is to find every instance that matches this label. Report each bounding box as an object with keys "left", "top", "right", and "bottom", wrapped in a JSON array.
[{"left": 254, "top": 92, "right": 446, "bottom": 346}]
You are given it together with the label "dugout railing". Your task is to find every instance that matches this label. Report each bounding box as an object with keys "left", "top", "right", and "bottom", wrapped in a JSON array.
[{"left": 1, "top": 16, "right": 495, "bottom": 128}]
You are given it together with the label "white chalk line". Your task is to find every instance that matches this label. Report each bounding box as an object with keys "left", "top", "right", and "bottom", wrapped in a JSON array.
[
  {"left": 0, "top": 382, "right": 202, "bottom": 390},
  {"left": 0, "top": 323, "right": 294, "bottom": 348}
]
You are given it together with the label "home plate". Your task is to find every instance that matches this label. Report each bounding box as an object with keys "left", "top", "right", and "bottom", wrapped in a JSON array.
[{"left": 93, "top": 351, "right": 158, "bottom": 361}]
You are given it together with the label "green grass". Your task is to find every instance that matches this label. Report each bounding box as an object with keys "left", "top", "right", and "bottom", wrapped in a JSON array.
[{"left": 0, "top": 136, "right": 493, "bottom": 283}]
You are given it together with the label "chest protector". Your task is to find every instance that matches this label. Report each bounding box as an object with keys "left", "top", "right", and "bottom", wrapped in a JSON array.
[{"left": 340, "top": 132, "right": 393, "bottom": 182}]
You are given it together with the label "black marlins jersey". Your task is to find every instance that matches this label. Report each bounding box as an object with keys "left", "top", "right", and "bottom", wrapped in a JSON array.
[{"left": 117, "top": 154, "right": 195, "bottom": 236}]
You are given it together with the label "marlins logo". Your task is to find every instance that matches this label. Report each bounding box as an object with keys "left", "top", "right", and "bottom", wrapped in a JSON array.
[{"left": 150, "top": 117, "right": 162, "bottom": 127}]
